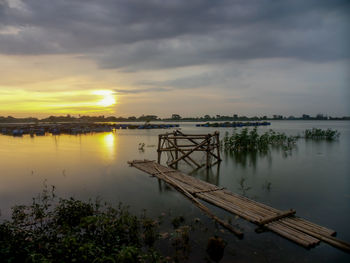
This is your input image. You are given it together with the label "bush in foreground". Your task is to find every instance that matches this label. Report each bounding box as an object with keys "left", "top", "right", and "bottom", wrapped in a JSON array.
[{"left": 0, "top": 185, "right": 164, "bottom": 263}]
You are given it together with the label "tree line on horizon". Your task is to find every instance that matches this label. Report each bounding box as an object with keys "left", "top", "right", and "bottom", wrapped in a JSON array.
[{"left": 0, "top": 113, "right": 349, "bottom": 123}]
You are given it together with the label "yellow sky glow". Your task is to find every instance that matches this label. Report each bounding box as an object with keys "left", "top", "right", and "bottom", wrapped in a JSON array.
[
  {"left": 0, "top": 54, "right": 122, "bottom": 117},
  {"left": 93, "top": 90, "right": 117, "bottom": 107},
  {"left": 0, "top": 88, "right": 117, "bottom": 116}
]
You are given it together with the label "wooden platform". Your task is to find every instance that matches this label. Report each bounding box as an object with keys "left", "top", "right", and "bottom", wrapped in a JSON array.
[{"left": 129, "top": 160, "right": 350, "bottom": 252}]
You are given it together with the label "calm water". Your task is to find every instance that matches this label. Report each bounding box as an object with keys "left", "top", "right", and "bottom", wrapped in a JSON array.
[{"left": 0, "top": 121, "right": 349, "bottom": 262}]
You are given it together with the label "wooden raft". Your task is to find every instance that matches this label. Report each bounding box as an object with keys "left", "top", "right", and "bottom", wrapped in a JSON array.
[{"left": 129, "top": 160, "right": 350, "bottom": 253}]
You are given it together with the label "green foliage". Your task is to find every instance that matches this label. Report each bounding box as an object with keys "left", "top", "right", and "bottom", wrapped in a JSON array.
[
  {"left": 0, "top": 185, "right": 167, "bottom": 262},
  {"left": 222, "top": 127, "right": 298, "bottom": 153},
  {"left": 304, "top": 128, "right": 340, "bottom": 140}
]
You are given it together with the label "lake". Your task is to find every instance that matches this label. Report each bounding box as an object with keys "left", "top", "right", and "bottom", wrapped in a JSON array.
[{"left": 0, "top": 121, "right": 349, "bottom": 262}]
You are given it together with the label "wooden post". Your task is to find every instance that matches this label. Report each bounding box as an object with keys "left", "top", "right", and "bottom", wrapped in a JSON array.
[
  {"left": 174, "top": 136, "right": 178, "bottom": 169},
  {"left": 206, "top": 135, "right": 210, "bottom": 168},
  {"left": 157, "top": 134, "right": 162, "bottom": 163},
  {"left": 215, "top": 131, "right": 221, "bottom": 162}
]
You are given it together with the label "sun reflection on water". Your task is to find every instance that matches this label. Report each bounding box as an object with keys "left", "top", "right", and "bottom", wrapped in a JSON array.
[{"left": 99, "top": 132, "right": 117, "bottom": 161}]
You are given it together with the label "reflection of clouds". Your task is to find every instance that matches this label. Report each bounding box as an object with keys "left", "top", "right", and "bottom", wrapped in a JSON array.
[{"left": 99, "top": 133, "right": 116, "bottom": 162}]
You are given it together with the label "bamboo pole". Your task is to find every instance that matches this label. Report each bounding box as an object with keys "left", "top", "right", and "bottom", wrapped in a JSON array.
[
  {"left": 270, "top": 224, "right": 315, "bottom": 246},
  {"left": 157, "top": 135, "right": 162, "bottom": 163},
  {"left": 197, "top": 193, "right": 261, "bottom": 222},
  {"left": 166, "top": 136, "right": 208, "bottom": 139},
  {"left": 267, "top": 223, "right": 312, "bottom": 248},
  {"left": 293, "top": 218, "right": 336, "bottom": 236},
  {"left": 168, "top": 139, "right": 209, "bottom": 167},
  {"left": 258, "top": 210, "right": 296, "bottom": 225},
  {"left": 157, "top": 148, "right": 214, "bottom": 152},
  {"left": 175, "top": 130, "right": 221, "bottom": 161},
  {"left": 165, "top": 138, "right": 201, "bottom": 168},
  {"left": 215, "top": 132, "right": 222, "bottom": 162},
  {"left": 281, "top": 220, "right": 350, "bottom": 252},
  {"left": 206, "top": 136, "right": 210, "bottom": 168},
  {"left": 153, "top": 165, "right": 243, "bottom": 238},
  {"left": 274, "top": 221, "right": 320, "bottom": 245},
  {"left": 174, "top": 137, "right": 178, "bottom": 169},
  {"left": 129, "top": 160, "right": 350, "bottom": 253},
  {"left": 284, "top": 218, "right": 335, "bottom": 237}
]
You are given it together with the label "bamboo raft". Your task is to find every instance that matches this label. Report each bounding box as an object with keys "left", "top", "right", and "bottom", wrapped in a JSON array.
[{"left": 129, "top": 160, "right": 350, "bottom": 253}]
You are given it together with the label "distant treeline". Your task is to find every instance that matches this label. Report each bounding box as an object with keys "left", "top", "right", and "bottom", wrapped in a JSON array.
[{"left": 1, "top": 114, "right": 349, "bottom": 123}]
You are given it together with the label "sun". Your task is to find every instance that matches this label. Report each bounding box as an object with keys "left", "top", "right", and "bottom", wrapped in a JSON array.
[{"left": 93, "top": 90, "right": 116, "bottom": 107}]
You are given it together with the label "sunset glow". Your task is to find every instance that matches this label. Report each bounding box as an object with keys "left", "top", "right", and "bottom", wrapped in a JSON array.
[
  {"left": 93, "top": 90, "right": 117, "bottom": 107},
  {"left": 0, "top": 87, "right": 117, "bottom": 117}
]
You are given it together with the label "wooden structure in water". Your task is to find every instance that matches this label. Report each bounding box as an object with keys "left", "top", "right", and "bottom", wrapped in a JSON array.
[
  {"left": 157, "top": 130, "right": 221, "bottom": 168},
  {"left": 128, "top": 160, "right": 350, "bottom": 253}
]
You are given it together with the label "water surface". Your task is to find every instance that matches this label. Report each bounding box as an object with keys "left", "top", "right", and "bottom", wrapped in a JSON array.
[{"left": 0, "top": 121, "right": 349, "bottom": 262}]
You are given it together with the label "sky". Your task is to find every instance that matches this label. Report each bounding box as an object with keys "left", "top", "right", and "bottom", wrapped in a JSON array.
[{"left": 0, "top": 0, "right": 349, "bottom": 118}]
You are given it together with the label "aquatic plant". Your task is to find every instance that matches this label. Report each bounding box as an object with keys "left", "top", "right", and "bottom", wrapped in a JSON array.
[
  {"left": 206, "top": 236, "right": 227, "bottom": 262},
  {"left": 138, "top": 142, "right": 145, "bottom": 152},
  {"left": 172, "top": 226, "right": 191, "bottom": 261},
  {"left": 171, "top": 215, "right": 185, "bottom": 229},
  {"left": 237, "top": 177, "right": 252, "bottom": 196},
  {"left": 262, "top": 181, "right": 272, "bottom": 192},
  {"left": 222, "top": 127, "right": 298, "bottom": 153},
  {"left": 304, "top": 128, "right": 340, "bottom": 140}
]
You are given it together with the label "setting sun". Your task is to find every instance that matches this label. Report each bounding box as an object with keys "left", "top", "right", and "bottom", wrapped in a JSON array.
[{"left": 93, "top": 90, "right": 116, "bottom": 107}]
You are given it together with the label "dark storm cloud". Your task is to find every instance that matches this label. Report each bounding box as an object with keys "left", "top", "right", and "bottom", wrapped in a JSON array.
[
  {"left": 137, "top": 69, "right": 248, "bottom": 90},
  {"left": 0, "top": 0, "right": 349, "bottom": 69}
]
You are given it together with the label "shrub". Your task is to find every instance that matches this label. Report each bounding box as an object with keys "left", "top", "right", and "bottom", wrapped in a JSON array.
[{"left": 0, "top": 186, "right": 164, "bottom": 262}]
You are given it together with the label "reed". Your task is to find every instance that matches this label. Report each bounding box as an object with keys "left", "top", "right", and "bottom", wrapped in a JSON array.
[
  {"left": 304, "top": 128, "right": 340, "bottom": 140},
  {"left": 222, "top": 127, "right": 297, "bottom": 153}
]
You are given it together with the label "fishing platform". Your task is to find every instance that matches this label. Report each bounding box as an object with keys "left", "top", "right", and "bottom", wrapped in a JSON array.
[{"left": 128, "top": 159, "right": 350, "bottom": 253}]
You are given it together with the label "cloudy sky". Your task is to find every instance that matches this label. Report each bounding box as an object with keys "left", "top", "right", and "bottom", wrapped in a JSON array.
[{"left": 0, "top": 0, "right": 349, "bottom": 118}]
